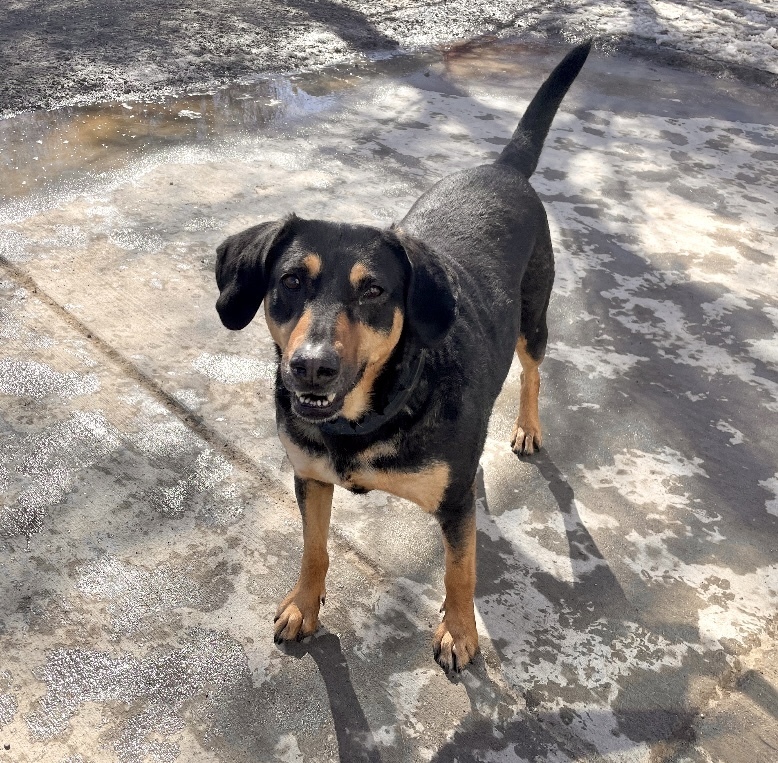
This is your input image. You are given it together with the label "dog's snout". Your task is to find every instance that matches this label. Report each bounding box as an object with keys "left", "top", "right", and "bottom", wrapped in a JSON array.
[{"left": 289, "top": 343, "right": 341, "bottom": 386}]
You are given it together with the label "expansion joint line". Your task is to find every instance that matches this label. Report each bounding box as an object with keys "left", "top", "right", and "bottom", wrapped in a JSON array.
[{"left": 0, "top": 253, "right": 388, "bottom": 581}]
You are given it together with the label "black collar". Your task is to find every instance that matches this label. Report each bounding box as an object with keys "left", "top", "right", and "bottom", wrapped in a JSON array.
[{"left": 320, "top": 342, "right": 427, "bottom": 437}]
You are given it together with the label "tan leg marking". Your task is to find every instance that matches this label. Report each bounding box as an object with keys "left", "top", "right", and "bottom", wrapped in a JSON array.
[
  {"left": 274, "top": 478, "right": 334, "bottom": 642},
  {"left": 511, "top": 336, "right": 543, "bottom": 456},
  {"left": 433, "top": 512, "right": 479, "bottom": 673}
]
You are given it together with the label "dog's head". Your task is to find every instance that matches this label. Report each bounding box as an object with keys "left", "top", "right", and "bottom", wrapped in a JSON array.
[{"left": 215, "top": 214, "right": 457, "bottom": 423}]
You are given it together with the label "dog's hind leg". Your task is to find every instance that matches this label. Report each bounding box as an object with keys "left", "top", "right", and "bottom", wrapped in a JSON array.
[
  {"left": 511, "top": 231, "right": 553, "bottom": 456},
  {"left": 274, "top": 477, "right": 333, "bottom": 642},
  {"left": 511, "top": 336, "right": 545, "bottom": 455}
]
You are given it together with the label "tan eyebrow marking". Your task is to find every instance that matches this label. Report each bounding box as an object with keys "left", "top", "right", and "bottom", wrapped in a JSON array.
[
  {"left": 349, "top": 262, "right": 369, "bottom": 288},
  {"left": 303, "top": 254, "right": 322, "bottom": 278}
]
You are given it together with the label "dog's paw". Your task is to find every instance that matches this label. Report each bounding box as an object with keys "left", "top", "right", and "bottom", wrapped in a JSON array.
[
  {"left": 273, "top": 585, "right": 325, "bottom": 642},
  {"left": 433, "top": 614, "right": 479, "bottom": 674},
  {"left": 510, "top": 419, "right": 542, "bottom": 456}
]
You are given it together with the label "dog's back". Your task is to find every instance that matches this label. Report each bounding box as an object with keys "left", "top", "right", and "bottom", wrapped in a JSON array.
[{"left": 400, "top": 41, "right": 592, "bottom": 409}]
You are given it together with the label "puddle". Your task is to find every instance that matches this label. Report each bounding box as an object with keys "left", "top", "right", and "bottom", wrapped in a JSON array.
[
  {"left": 3, "top": 36, "right": 770, "bottom": 220},
  {"left": 0, "top": 39, "right": 591, "bottom": 215},
  {"left": 0, "top": 51, "right": 442, "bottom": 210},
  {"left": 441, "top": 36, "right": 567, "bottom": 79},
  {"left": 0, "top": 81, "right": 316, "bottom": 203}
]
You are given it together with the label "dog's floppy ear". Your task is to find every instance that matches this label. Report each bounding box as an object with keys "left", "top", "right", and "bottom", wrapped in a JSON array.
[
  {"left": 215, "top": 214, "right": 297, "bottom": 330},
  {"left": 389, "top": 227, "right": 459, "bottom": 348}
]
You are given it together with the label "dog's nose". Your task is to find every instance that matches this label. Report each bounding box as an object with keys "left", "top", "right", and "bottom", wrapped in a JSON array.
[{"left": 289, "top": 343, "right": 341, "bottom": 386}]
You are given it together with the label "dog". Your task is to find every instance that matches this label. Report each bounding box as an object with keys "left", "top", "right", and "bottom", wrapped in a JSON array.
[{"left": 215, "top": 41, "right": 591, "bottom": 673}]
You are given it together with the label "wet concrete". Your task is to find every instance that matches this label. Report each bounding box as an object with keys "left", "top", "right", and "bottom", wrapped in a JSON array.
[{"left": 1, "top": 39, "right": 777, "bottom": 762}]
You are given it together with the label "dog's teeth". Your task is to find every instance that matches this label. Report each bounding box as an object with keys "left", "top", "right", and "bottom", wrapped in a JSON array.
[{"left": 296, "top": 393, "right": 333, "bottom": 408}]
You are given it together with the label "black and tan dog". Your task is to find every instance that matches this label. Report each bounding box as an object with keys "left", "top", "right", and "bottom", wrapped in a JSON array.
[{"left": 215, "top": 42, "right": 591, "bottom": 673}]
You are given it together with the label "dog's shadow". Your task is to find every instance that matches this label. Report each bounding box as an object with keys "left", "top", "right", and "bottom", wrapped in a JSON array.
[
  {"left": 474, "top": 447, "right": 628, "bottom": 638},
  {"left": 282, "top": 633, "right": 381, "bottom": 762},
  {"left": 514, "top": 449, "right": 628, "bottom": 610}
]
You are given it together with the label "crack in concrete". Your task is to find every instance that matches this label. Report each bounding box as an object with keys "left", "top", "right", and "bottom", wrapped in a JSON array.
[{"left": 0, "top": 253, "right": 390, "bottom": 585}]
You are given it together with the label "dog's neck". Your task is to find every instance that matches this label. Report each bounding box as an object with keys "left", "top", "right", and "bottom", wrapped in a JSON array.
[{"left": 320, "top": 338, "right": 427, "bottom": 437}]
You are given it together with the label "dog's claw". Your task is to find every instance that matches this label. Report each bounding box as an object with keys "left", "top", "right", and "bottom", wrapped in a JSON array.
[
  {"left": 510, "top": 423, "right": 542, "bottom": 456},
  {"left": 273, "top": 585, "right": 323, "bottom": 643},
  {"left": 433, "top": 615, "right": 478, "bottom": 675}
]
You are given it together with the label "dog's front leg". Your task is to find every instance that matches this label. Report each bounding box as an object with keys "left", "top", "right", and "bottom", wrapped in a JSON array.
[
  {"left": 434, "top": 487, "right": 479, "bottom": 673},
  {"left": 274, "top": 477, "right": 333, "bottom": 642}
]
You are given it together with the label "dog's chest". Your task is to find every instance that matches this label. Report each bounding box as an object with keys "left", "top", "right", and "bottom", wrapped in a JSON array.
[{"left": 278, "top": 429, "right": 449, "bottom": 513}]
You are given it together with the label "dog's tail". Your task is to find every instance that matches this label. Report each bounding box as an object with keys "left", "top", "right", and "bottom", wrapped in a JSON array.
[{"left": 496, "top": 40, "right": 592, "bottom": 178}]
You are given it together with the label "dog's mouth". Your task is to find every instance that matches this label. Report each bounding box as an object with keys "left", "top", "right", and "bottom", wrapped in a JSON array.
[
  {"left": 282, "top": 358, "right": 363, "bottom": 424},
  {"left": 296, "top": 391, "right": 336, "bottom": 409},
  {"left": 290, "top": 389, "right": 343, "bottom": 421}
]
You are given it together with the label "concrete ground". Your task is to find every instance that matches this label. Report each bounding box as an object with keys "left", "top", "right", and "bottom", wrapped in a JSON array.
[{"left": 1, "top": 35, "right": 777, "bottom": 763}]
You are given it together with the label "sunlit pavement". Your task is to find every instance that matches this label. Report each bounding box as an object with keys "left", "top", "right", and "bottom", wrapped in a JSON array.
[{"left": 1, "top": 41, "right": 777, "bottom": 762}]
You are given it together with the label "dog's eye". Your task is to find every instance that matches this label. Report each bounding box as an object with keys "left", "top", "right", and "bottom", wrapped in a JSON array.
[
  {"left": 362, "top": 285, "right": 383, "bottom": 300},
  {"left": 281, "top": 274, "right": 301, "bottom": 291}
]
